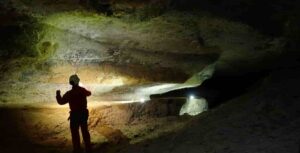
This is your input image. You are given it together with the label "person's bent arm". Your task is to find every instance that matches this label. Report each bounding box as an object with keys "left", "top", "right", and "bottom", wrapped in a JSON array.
[
  {"left": 84, "top": 88, "right": 91, "bottom": 97},
  {"left": 56, "top": 90, "right": 69, "bottom": 105}
]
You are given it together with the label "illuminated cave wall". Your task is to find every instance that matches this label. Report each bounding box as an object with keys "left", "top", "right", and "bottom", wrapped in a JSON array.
[{"left": 0, "top": 0, "right": 291, "bottom": 104}]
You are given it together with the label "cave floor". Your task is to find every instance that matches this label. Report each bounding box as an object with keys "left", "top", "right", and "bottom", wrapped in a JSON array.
[{"left": 0, "top": 101, "right": 191, "bottom": 153}]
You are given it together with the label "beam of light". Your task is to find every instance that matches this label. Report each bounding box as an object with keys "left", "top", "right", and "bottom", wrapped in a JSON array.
[
  {"left": 129, "top": 64, "right": 216, "bottom": 103},
  {"left": 87, "top": 100, "right": 140, "bottom": 107}
]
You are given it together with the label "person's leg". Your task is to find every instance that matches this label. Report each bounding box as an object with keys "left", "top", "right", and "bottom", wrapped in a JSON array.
[
  {"left": 81, "top": 123, "right": 92, "bottom": 153},
  {"left": 71, "top": 121, "right": 81, "bottom": 153}
]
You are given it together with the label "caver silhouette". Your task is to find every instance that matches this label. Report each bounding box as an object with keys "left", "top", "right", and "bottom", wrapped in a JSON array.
[{"left": 56, "top": 74, "right": 92, "bottom": 153}]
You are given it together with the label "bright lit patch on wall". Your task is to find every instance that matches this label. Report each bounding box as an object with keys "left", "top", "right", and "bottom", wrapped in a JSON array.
[
  {"left": 189, "top": 95, "right": 195, "bottom": 100},
  {"left": 140, "top": 98, "right": 146, "bottom": 103},
  {"left": 111, "top": 78, "right": 124, "bottom": 86},
  {"left": 180, "top": 97, "right": 208, "bottom": 116}
]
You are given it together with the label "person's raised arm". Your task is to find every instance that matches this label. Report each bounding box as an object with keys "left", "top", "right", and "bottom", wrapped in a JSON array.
[
  {"left": 56, "top": 90, "right": 69, "bottom": 105},
  {"left": 84, "top": 88, "right": 91, "bottom": 97}
]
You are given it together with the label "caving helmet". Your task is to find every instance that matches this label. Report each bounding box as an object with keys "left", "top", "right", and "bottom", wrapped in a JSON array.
[{"left": 69, "top": 74, "right": 80, "bottom": 86}]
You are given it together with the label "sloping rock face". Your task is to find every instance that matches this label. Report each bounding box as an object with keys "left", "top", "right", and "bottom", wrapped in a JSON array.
[{"left": 120, "top": 64, "right": 300, "bottom": 153}]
